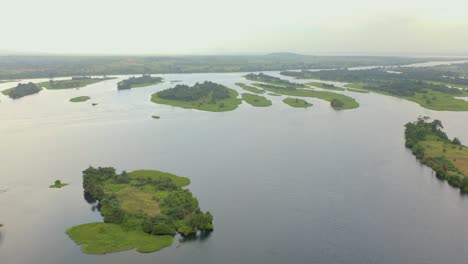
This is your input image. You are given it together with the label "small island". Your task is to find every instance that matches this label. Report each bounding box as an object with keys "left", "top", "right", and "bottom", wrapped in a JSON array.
[
  {"left": 241, "top": 93, "right": 272, "bottom": 107},
  {"left": 50, "top": 180, "right": 68, "bottom": 188},
  {"left": 283, "top": 97, "right": 312, "bottom": 108},
  {"left": 405, "top": 117, "right": 468, "bottom": 191},
  {"left": 67, "top": 167, "right": 213, "bottom": 254},
  {"left": 151, "top": 81, "right": 242, "bottom": 112},
  {"left": 152, "top": 115, "right": 160, "bottom": 119},
  {"left": 2, "top": 82, "right": 42, "bottom": 99},
  {"left": 39, "top": 76, "right": 114, "bottom": 90},
  {"left": 69, "top": 96, "right": 91, "bottom": 103},
  {"left": 235, "top": 83, "right": 265, "bottom": 94},
  {"left": 117, "top": 75, "right": 163, "bottom": 90},
  {"left": 245, "top": 73, "right": 305, "bottom": 88}
]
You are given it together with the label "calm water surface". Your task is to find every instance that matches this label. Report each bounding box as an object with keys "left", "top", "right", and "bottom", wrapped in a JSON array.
[{"left": 1, "top": 72, "right": 468, "bottom": 264}]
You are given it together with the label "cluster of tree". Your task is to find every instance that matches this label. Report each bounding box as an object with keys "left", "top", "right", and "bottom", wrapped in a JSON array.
[
  {"left": 6, "top": 82, "right": 41, "bottom": 99},
  {"left": 157, "top": 81, "right": 230, "bottom": 103},
  {"left": 405, "top": 117, "right": 467, "bottom": 191},
  {"left": 82, "top": 166, "right": 213, "bottom": 237},
  {"left": 117, "top": 75, "right": 163, "bottom": 90},
  {"left": 245, "top": 73, "right": 305, "bottom": 88},
  {"left": 330, "top": 99, "right": 345, "bottom": 108},
  {"left": 281, "top": 69, "right": 466, "bottom": 97}
]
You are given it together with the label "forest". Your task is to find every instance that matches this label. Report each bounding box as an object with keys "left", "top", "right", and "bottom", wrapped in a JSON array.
[
  {"left": 157, "top": 81, "right": 230, "bottom": 102},
  {"left": 2, "top": 82, "right": 41, "bottom": 99},
  {"left": 244, "top": 73, "right": 305, "bottom": 88}
]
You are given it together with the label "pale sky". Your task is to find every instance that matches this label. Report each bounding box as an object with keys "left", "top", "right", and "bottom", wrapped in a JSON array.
[{"left": 2, "top": 0, "right": 468, "bottom": 55}]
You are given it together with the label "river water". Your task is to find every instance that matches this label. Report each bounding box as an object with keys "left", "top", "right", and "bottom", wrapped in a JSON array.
[{"left": 1, "top": 69, "right": 468, "bottom": 264}]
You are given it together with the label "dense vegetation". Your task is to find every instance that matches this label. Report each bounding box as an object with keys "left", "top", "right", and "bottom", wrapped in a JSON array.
[
  {"left": 39, "top": 76, "right": 113, "bottom": 90},
  {"left": 282, "top": 97, "right": 313, "bottom": 108},
  {"left": 405, "top": 117, "right": 468, "bottom": 191},
  {"left": 0, "top": 54, "right": 433, "bottom": 79},
  {"left": 117, "top": 75, "right": 163, "bottom": 90},
  {"left": 245, "top": 73, "right": 305, "bottom": 88},
  {"left": 241, "top": 93, "right": 272, "bottom": 107},
  {"left": 235, "top": 83, "right": 265, "bottom": 94},
  {"left": 67, "top": 167, "right": 213, "bottom": 254},
  {"left": 2, "top": 82, "right": 41, "bottom": 99},
  {"left": 253, "top": 83, "right": 359, "bottom": 110},
  {"left": 69, "top": 96, "right": 91, "bottom": 103},
  {"left": 307, "top": 82, "right": 345, "bottom": 91},
  {"left": 151, "top": 81, "right": 242, "bottom": 112},
  {"left": 281, "top": 68, "right": 468, "bottom": 111}
]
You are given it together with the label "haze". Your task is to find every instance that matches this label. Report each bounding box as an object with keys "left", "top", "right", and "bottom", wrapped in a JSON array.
[{"left": 2, "top": 0, "right": 468, "bottom": 55}]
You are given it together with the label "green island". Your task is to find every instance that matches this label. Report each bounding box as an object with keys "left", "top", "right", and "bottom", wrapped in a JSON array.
[
  {"left": 152, "top": 115, "right": 160, "bottom": 119},
  {"left": 245, "top": 73, "right": 305, "bottom": 88},
  {"left": 307, "top": 82, "right": 345, "bottom": 91},
  {"left": 117, "top": 75, "right": 163, "bottom": 90},
  {"left": 405, "top": 117, "right": 468, "bottom": 191},
  {"left": 241, "top": 93, "right": 272, "bottom": 107},
  {"left": 67, "top": 167, "right": 213, "bottom": 254},
  {"left": 268, "top": 93, "right": 281, "bottom": 96},
  {"left": 2, "top": 82, "right": 42, "bottom": 99},
  {"left": 50, "top": 180, "right": 68, "bottom": 188},
  {"left": 283, "top": 97, "right": 313, "bottom": 108},
  {"left": 69, "top": 96, "right": 91, "bottom": 103},
  {"left": 39, "top": 76, "right": 114, "bottom": 90},
  {"left": 151, "top": 81, "right": 242, "bottom": 112},
  {"left": 282, "top": 68, "right": 468, "bottom": 111},
  {"left": 253, "top": 83, "right": 359, "bottom": 110},
  {"left": 235, "top": 83, "right": 265, "bottom": 94}
]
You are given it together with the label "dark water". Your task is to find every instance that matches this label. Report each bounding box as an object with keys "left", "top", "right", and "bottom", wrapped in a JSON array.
[{"left": 1, "top": 72, "right": 468, "bottom": 264}]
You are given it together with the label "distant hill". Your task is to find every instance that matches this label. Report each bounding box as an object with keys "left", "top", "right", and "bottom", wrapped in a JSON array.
[{"left": 267, "top": 52, "right": 303, "bottom": 57}]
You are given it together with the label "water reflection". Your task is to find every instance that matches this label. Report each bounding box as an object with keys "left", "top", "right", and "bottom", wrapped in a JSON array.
[
  {"left": 83, "top": 191, "right": 99, "bottom": 211},
  {"left": 178, "top": 230, "right": 213, "bottom": 243}
]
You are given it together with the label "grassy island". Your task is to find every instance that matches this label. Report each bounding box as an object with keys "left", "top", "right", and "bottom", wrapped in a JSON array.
[
  {"left": 50, "top": 180, "right": 68, "bottom": 188},
  {"left": 405, "top": 117, "right": 468, "bottom": 191},
  {"left": 117, "top": 75, "right": 163, "bottom": 90},
  {"left": 39, "top": 77, "right": 113, "bottom": 90},
  {"left": 241, "top": 93, "right": 272, "bottom": 107},
  {"left": 283, "top": 97, "right": 312, "bottom": 108},
  {"left": 70, "top": 96, "right": 91, "bottom": 103},
  {"left": 282, "top": 69, "right": 468, "bottom": 111},
  {"left": 2, "top": 82, "right": 42, "bottom": 99},
  {"left": 151, "top": 81, "right": 242, "bottom": 112},
  {"left": 245, "top": 73, "right": 305, "bottom": 88},
  {"left": 307, "top": 82, "right": 345, "bottom": 91},
  {"left": 253, "top": 83, "right": 359, "bottom": 110},
  {"left": 235, "top": 83, "right": 265, "bottom": 94},
  {"left": 66, "top": 167, "right": 213, "bottom": 254},
  {"left": 152, "top": 115, "right": 160, "bottom": 119}
]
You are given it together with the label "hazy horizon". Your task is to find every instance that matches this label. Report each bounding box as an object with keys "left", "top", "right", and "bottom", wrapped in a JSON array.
[{"left": 2, "top": 0, "right": 468, "bottom": 56}]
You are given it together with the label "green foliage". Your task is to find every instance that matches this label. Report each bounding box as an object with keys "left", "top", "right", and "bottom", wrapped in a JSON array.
[
  {"left": 235, "top": 83, "right": 265, "bottom": 94},
  {"left": 49, "top": 179, "right": 68, "bottom": 188},
  {"left": 117, "top": 75, "right": 163, "bottom": 90},
  {"left": 3, "top": 82, "right": 41, "bottom": 99},
  {"left": 39, "top": 77, "right": 112, "bottom": 90}
]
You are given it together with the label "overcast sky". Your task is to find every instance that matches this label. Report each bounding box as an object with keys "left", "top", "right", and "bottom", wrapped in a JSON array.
[{"left": 2, "top": 0, "right": 468, "bottom": 55}]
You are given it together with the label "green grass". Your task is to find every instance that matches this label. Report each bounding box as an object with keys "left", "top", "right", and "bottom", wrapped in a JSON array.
[
  {"left": 241, "top": 93, "right": 272, "bottom": 107},
  {"left": 268, "top": 93, "right": 281, "bottom": 96},
  {"left": 115, "top": 187, "right": 160, "bottom": 217},
  {"left": 235, "top": 83, "right": 265, "bottom": 94},
  {"left": 151, "top": 88, "right": 242, "bottom": 112},
  {"left": 66, "top": 223, "right": 174, "bottom": 254},
  {"left": 38, "top": 78, "right": 113, "bottom": 90},
  {"left": 400, "top": 90, "right": 468, "bottom": 111},
  {"left": 307, "top": 82, "right": 345, "bottom": 91},
  {"left": 69, "top": 96, "right": 91, "bottom": 102},
  {"left": 253, "top": 83, "right": 359, "bottom": 110},
  {"left": 283, "top": 97, "right": 313, "bottom": 108},
  {"left": 344, "top": 83, "right": 367, "bottom": 89},
  {"left": 128, "top": 170, "right": 190, "bottom": 187},
  {"left": 420, "top": 141, "right": 468, "bottom": 173}
]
